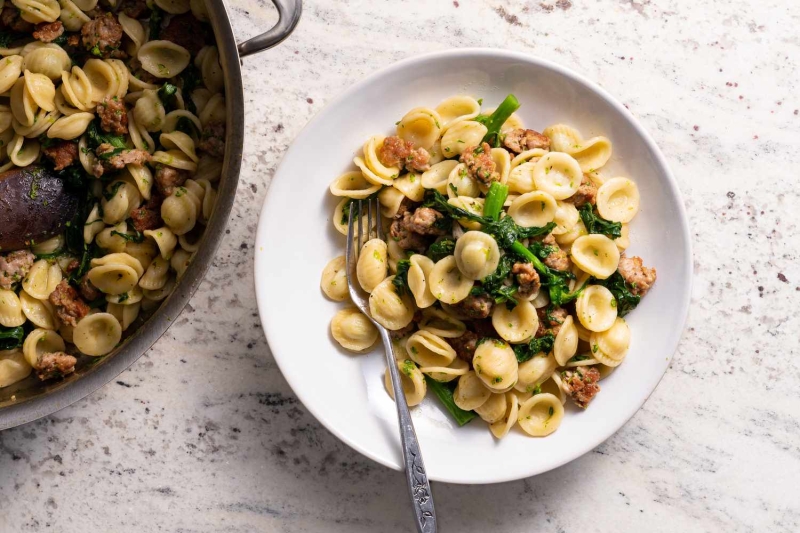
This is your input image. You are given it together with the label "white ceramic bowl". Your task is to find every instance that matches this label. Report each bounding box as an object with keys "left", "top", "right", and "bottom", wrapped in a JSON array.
[{"left": 255, "top": 49, "right": 691, "bottom": 484}]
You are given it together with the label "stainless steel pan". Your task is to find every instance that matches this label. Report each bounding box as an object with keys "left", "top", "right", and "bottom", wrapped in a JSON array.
[{"left": 0, "top": 0, "right": 302, "bottom": 430}]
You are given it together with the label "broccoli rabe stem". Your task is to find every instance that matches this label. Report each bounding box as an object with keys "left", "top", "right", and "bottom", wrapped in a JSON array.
[
  {"left": 479, "top": 94, "right": 521, "bottom": 147},
  {"left": 482, "top": 182, "right": 509, "bottom": 220},
  {"left": 510, "top": 241, "right": 548, "bottom": 272},
  {"left": 424, "top": 376, "right": 476, "bottom": 426}
]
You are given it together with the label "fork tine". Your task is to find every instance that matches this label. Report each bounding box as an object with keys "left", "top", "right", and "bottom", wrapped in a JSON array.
[
  {"left": 346, "top": 199, "right": 355, "bottom": 269},
  {"left": 368, "top": 199, "right": 374, "bottom": 241},
  {"left": 357, "top": 199, "right": 363, "bottom": 254},
  {"left": 376, "top": 199, "right": 382, "bottom": 240}
]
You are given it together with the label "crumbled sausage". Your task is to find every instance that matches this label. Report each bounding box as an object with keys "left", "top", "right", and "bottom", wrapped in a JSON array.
[
  {"left": 92, "top": 144, "right": 151, "bottom": 177},
  {"left": 447, "top": 331, "right": 479, "bottom": 363},
  {"left": 378, "top": 136, "right": 431, "bottom": 172},
  {"left": 32, "top": 21, "right": 64, "bottom": 43},
  {"left": 120, "top": 0, "right": 148, "bottom": 18},
  {"left": 407, "top": 207, "right": 446, "bottom": 236},
  {"left": 97, "top": 96, "right": 128, "bottom": 135},
  {"left": 42, "top": 141, "right": 79, "bottom": 171},
  {"left": 198, "top": 120, "right": 225, "bottom": 159},
  {"left": 406, "top": 148, "right": 430, "bottom": 173},
  {"left": 35, "top": 352, "right": 77, "bottom": 381},
  {"left": 129, "top": 205, "right": 162, "bottom": 232},
  {"left": 566, "top": 174, "right": 597, "bottom": 208},
  {"left": 560, "top": 366, "right": 601, "bottom": 408},
  {"left": 81, "top": 13, "right": 123, "bottom": 58},
  {"left": 460, "top": 142, "right": 498, "bottom": 185},
  {"left": 0, "top": 250, "right": 35, "bottom": 290},
  {"left": 540, "top": 234, "right": 571, "bottom": 271},
  {"left": 502, "top": 128, "right": 551, "bottom": 153},
  {"left": 160, "top": 13, "right": 208, "bottom": 56},
  {"left": 617, "top": 255, "right": 657, "bottom": 296},
  {"left": 154, "top": 165, "right": 189, "bottom": 196},
  {"left": 79, "top": 276, "right": 101, "bottom": 302},
  {"left": 389, "top": 218, "right": 428, "bottom": 253},
  {"left": 536, "top": 306, "right": 568, "bottom": 337},
  {"left": 389, "top": 207, "right": 446, "bottom": 252},
  {"left": 0, "top": 5, "right": 33, "bottom": 33},
  {"left": 451, "top": 293, "right": 494, "bottom": 320},
  {"left": 49, "top": 280, "right": 90, "bottom": 327},
  {"left": 512, "top": 262, "right": 541, "bottom": 298}
]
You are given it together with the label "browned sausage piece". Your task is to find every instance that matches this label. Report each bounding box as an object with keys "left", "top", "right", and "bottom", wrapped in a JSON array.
[
  {"left": 560, "top": 367, "right": 601, "bottom": 408},
  {"left": 81, "top": 13, "right": 123, "bottom": 58},
  {"left": 154, "top": 165, "right": 190, "bottom": 196},
  {"left": 447, "top": 331, "right": 480, "bottom": 363},
  {"left": 0, "top": 250, "right": 35, "bottom": 290},
  {"left": 49, "top": 280, "right": 90, "bottom": 327},
  {"left": 97, "top": 96, "right": 128, "bottom": 135},
  {"left": 451, "top": 293, "right": 494, "bottom": 320},
  {"left": 502, "top": 128, "right": 551, "bottom": 153},
  {"left": 536, "top": 306, "right": 568, "bottom": 337},
  {"left": 512, "top": 262, "right": 541, "bottom": 298},
  {"left": 35, "top": 352, "right": 78, "bottom": 381},
  {"left": 617, "top": 255, "right": 657, "bottom": 296},
  {"left": 32, "top": 21, "right": 64, "bottom": 42},
  {"left": 565, "top": 174, "right": 598, "bottom": 208},
  {"left": 460, "top": 142, "right": 498, "bottom": 185},
  {"left": 42, "top": 141, "right": 78, "bottom": 171},
  {"left": 378, "top": 136, "right": 430, "bottom": 172}
]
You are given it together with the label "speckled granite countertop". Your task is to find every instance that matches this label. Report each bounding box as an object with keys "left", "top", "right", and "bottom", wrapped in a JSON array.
[{"left": 2, "top": 1, "right": 799, "bottom": 531}]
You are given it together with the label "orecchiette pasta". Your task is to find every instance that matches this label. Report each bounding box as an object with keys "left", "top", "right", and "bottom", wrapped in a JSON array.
[
  {"left": 570, "top": 234, "right": 620, "bottom": 279},
  {"left": 356, "top": 238, "right": 388, "bottom": 293},
  {"left": 330, "top": 308, "right": 378, "bottom": 352},
  {"left": 368, "top": 276, "right": 415, "bottom": 330},
  {"left": 320, "top": 256, "right": 349, "bottom": 301},
  {"left": 453, "top": 231, "right": 500, "bottom": 281},
  {"left": 596, "top": 177, "right": 640, "bottom": 223}
]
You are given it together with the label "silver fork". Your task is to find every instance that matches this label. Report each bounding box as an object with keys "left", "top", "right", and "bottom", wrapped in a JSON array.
[{"left": 346, "top": 198, "right": 437, "bottom": 533}]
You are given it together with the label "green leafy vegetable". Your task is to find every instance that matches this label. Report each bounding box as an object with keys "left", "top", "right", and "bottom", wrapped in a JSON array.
[
  {"left": 578, "top": 204, "right": 622, "bottom": 239},
  {"left": 0, "top": 326, "right": 24, "bottom": 351},
  {"left": 102, "top": 181, "right": 124, "bottom": 201},
  {"left": 471, "top": 254, "right": 518, "bottom": 306},
  {"left": 425, "top": 238, "right": 455, "bottom": 262},
  {"left": 424, "top": 376, "right": 476, "bottom": 426},
  {"left": 509, "top": 242, "right": 587, "bottom": 306},
  {"left": 423, "top": 189, "right": 554, "bottom": 249},
  {"left": 180, "top": 64, "right": 202, "bottom": 114},
  {"left": 157, "top": 82, "right": 178, "bottom": 111},
  {"left": 512, "top": 334, "right": 556, "bottom": 363},
  {"left": 474, "top": 94, "right": 521, "bottom": 148},
  {"left": 149, "top": 6, "right": 164, "bottom": 40},
  {"left": 175, "top": 116, "right": 199, "bottom": 137},
  {"left": 393, "top": 259, "right": 411, "bottom": 296},
  {"left": 87, "top": 120, "right": 126, "bottom": 150},
  {"left": 111, "top": 230, "right": 145, "bottom": 243},
  {"left": 594, "top": 271, "right": 641, "bottom": 317},
  {"left": 0, "top": 31, "right": 17, "bottom": 49}
]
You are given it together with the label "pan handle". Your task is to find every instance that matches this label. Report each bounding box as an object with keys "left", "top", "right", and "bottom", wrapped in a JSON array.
[{"left": 237, "top": 0, "right": 302, "bottom": 58}]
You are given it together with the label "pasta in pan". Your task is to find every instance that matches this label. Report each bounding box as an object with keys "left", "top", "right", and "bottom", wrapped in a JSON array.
[
  {"left": 323, "top": 94, "right": 657, "bottom": 438},
  {"left": 0, "top": 2, "right": 226, "bottom": 388}
]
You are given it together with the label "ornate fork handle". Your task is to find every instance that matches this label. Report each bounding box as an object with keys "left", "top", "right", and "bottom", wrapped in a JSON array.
[
  {"left": 345, "top": 198, "right": 436, "bottom": 533},
  {"left": 379, "top": 328, "right": 437, "bottom": 533}
]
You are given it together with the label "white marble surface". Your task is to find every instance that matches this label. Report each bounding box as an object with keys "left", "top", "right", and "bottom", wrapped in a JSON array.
[{"left": 2, "top": 0, "right": 800, "bottom": 531}]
